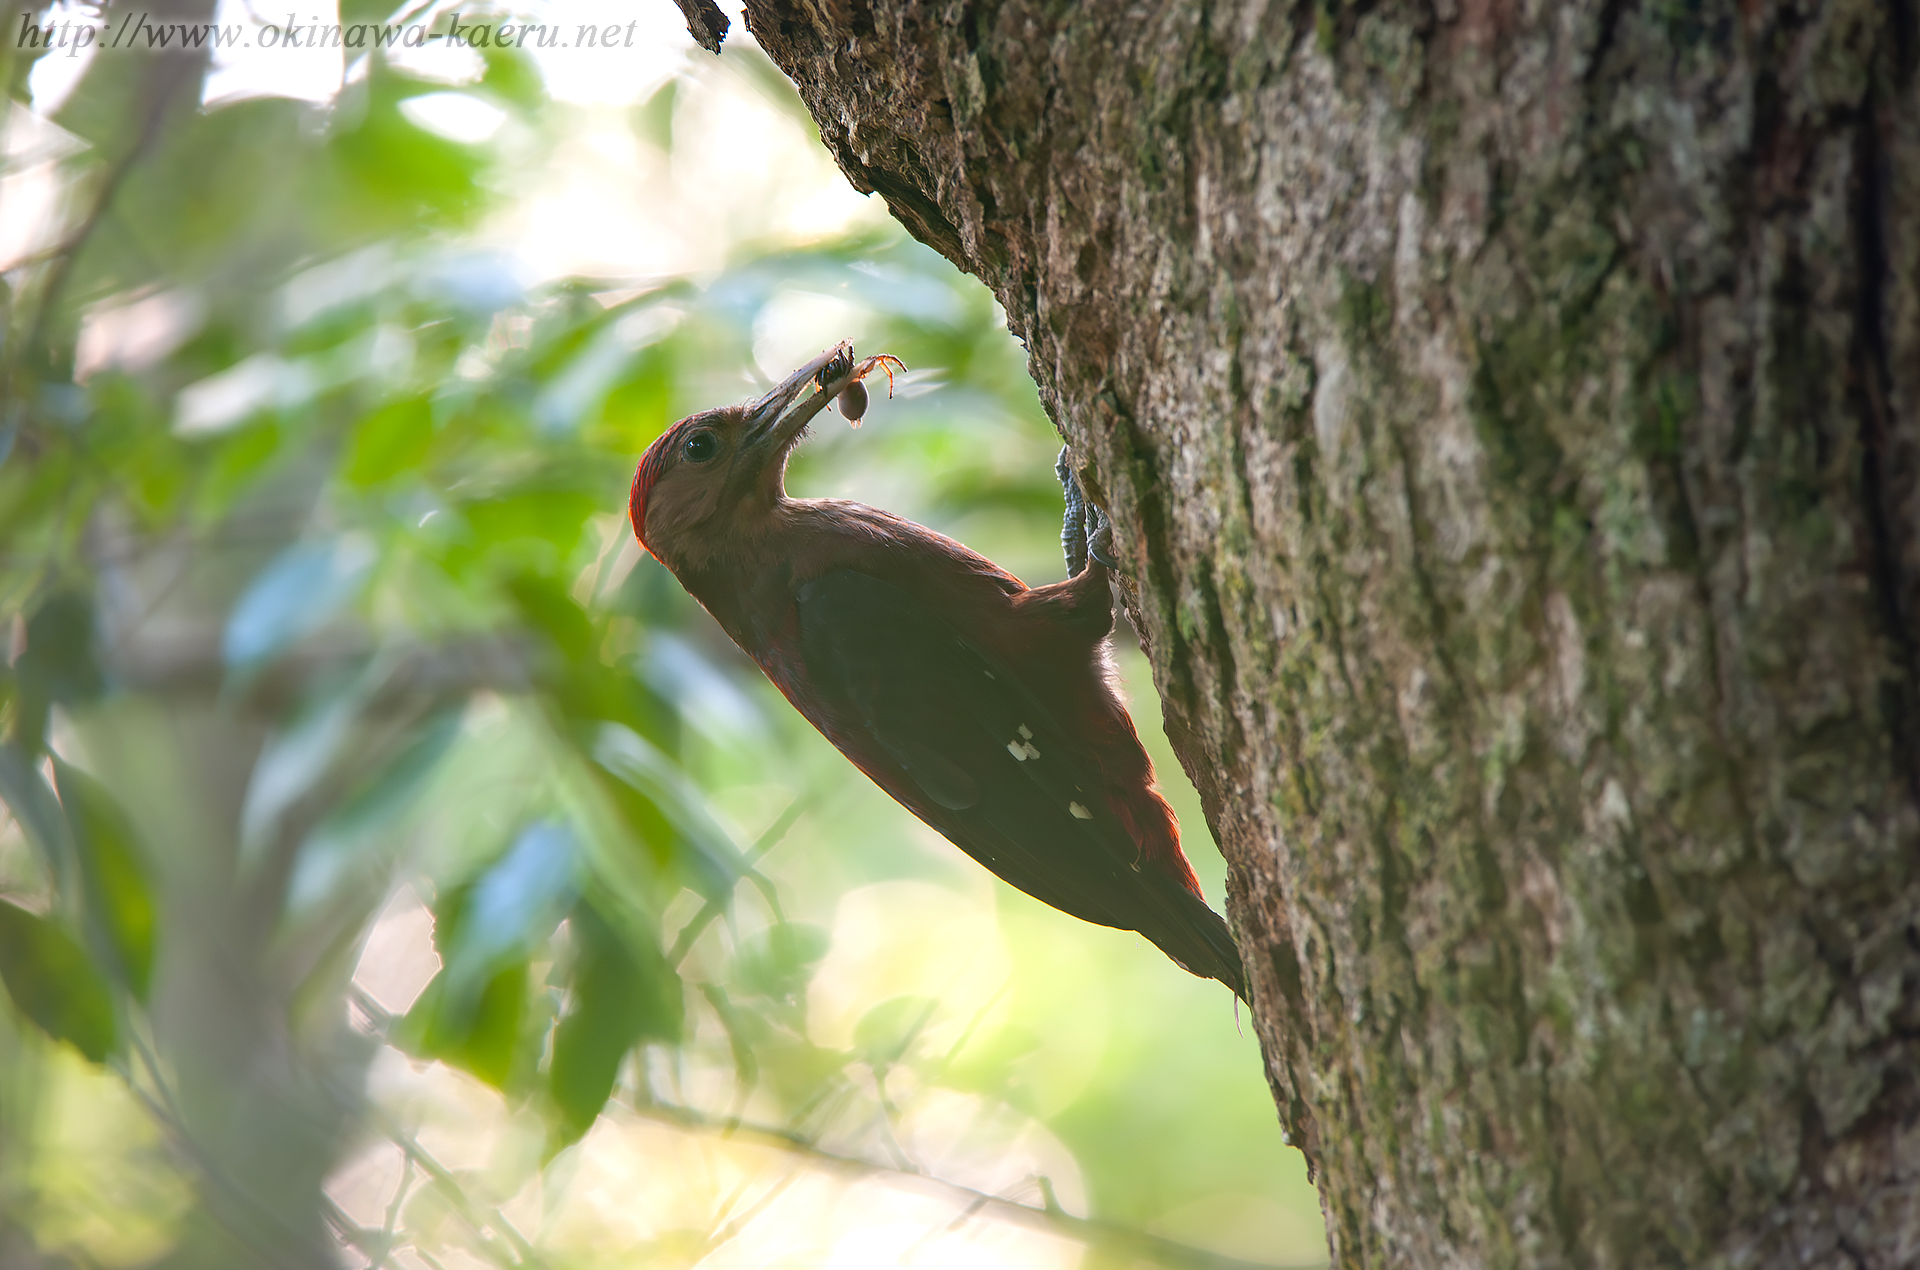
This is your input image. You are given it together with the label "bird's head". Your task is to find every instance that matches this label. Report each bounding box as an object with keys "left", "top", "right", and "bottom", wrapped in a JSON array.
[{"left": 629, "top": 343, "right": 860, "bottom": 569}]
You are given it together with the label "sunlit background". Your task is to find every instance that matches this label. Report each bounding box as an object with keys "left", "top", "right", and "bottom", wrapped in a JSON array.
[{"left": 0, "top": 0, "right": 1326, "bottom": 1266}]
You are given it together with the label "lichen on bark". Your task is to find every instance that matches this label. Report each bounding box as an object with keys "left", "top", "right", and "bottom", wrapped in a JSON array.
[{"left": 743, "top": 1, "right": 1920, "bottom": 1265}]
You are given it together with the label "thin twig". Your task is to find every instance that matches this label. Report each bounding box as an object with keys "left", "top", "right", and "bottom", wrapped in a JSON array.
[
  {"left": 126, "top": 1025, "right": 188, "bottom": 1128},
  {"left": 694, "top": 1165, "right": 802, "bottom": 1265},
  {"left": 932, "top": 979, "right": 1010, "bottom": 1078},
  {"left": 864, "top": 1070, "right": 917, "bottom": 1174},
  {"left": 365, "top": 1154, "right": 415, "bottom": 1270},
  {"left": 667, "top": 795, "right": 806, "bottom": 967},
  {"left": 356, "top": 991, "right": 1304, "bottom": 1270},
  {"left": 635, "top": 1100, "right": 1321, "bottom": 1270},
  {"left": 895, "top": 1189, "right": 988, "bottom": 1265},
  {"left": 363, "top": 1106, "right": 546, "bottom": 1269},
  {"left": 17, "top": 55, "right": 195, "bottom": 375}
]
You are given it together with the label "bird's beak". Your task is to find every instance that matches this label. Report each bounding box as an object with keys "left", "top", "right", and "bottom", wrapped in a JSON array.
[{"left": 739, "top": 342, "right": 859, "bottom": 468}]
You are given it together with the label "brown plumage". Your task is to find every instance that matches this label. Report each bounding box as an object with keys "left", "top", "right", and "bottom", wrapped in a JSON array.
[{"left": 629, "top": 344, "right": 1245, "bottom": 1000}]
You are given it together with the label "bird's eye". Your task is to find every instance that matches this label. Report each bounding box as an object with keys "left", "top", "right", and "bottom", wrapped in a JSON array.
[{"left": 683, "top": 431, "right": 719, "bottom": 464}]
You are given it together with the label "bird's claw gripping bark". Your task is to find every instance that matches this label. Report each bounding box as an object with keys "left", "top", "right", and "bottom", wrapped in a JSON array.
[
  {"left": 1086, "top": 517, "right": 1119, "bottom": 572},
  {"left": 1057, "top": 448, "right": 1088, "bottom": 574},
  {"left": 1056, "top": 447, "right": 1123, "bottom": 576}
]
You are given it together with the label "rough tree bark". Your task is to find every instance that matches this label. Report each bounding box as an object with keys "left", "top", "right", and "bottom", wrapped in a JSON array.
[{"left": 739, "top": 2, "right": 1920, "bottom": 1266}]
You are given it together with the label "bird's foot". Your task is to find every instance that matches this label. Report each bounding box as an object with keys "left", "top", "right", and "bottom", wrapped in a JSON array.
[
  {"left": 1055, "top": 446, "right": 1126, "bottom": 577},
  {"left": 1086, "top": 514, "right": 1119, "bottom": 571},
  {"left": 1056, "top": 447, "right": 1089, "bottom": 575}
]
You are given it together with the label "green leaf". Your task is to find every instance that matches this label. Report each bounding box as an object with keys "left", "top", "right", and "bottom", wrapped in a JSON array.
[
  {"left": 199, "top": 420, "right": 283, "bottom": 517},
  {"left": 852, "top": 995, "right": 939, "bottom": 1075},
  {"left": 0, "top": 743, "right": 72, "bottom": 881},
  {"left": 285, "top": 708, "right": 466, "bottom": 912},
  {"left": 395, "top": 960, "right": 530, "bottom": 1090},
  {"left": 393, "top": 825, "right": 577, "bottom": 1090},
  {"left": 458, "top": 485, "right": 599, "bottom": 558},
  {"left": 588, "top": 764, "right": 680, "bottom": 879},
  {"left": 343, "top": 397, "right": 434, "bottom": 486},
  {"left": 329, "top": 67, "right": 489, "bottom": 231},
  {"left": 502, "top": 574, "right": 681, "bottom": 750},
  {"left": 0, "top": 900, "right": 117, "bottom": 1062},
  {"left": 18, "top": 592, "right": 103, "bottom": 706},
  {"left": 630, "top": 81, "right": 676, "bottom": 151},
  {"left": 734, "top": 922, "right": 830, "bottom": 1002},
  {"left": 224, "top": 535, "right": 377, "bottom": 666},
  {"left": 12, "top": 592, "right": 103, "bottom": 754},
  {"left": 548, "top": 900, "right": 681, "bottom": 1144},
  {"left": 503, "top": 571, "right": 597, "bottom": 662},
  {"left": 441, "top": 821, "right": 575, "bottom": 1005},
  {"left": 53, "top": 760, "right": 158, "bottom": 1000},
  {"left": 323, "top": 708, "right": 465, "bottom": 839},
  {"left": 75, "top": 97, "right": 318, "bottom": 291},
  {"left": 337, "top": 0, "right": 398, "bottom": 28},
  {"left": 594, "top": 725, "right": 748, "bottom": 901},
  {"left": 477, "top": 45, "right": 547, "bottom": 113}
]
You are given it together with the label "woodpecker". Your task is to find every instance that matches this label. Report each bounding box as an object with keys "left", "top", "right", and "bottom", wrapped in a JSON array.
[{"left": 629, "top": 344, "right": 1246, "bottom": 1000}]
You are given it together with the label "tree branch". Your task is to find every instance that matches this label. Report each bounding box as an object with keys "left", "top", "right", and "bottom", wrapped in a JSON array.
[
  {"left": 669, "top": 0, "right": 727, "bottom": 53},
  {"left": 635, "top": 1099, "right": 1321, "bottom": 1270}
]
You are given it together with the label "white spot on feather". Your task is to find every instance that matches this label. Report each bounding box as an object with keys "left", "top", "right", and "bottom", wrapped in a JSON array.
[
  {"left": 1007, "top": 738, "right": 1040, "bottom": 761},
  {"left": 1068, "top": 802, "right": 1092, "bottom": 820},
  {"left": 1017, "top": 725, "right": 1032, "bottom": 740}
]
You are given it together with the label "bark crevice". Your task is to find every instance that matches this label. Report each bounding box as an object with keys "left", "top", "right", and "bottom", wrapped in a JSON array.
[{"left": 1850, "top": 91, "right": 1920, "bottom": 805}]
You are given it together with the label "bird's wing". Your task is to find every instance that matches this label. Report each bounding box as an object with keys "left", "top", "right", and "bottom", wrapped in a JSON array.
[{"left": 795, "top": 569, "right": 1244, "bottom": 997}]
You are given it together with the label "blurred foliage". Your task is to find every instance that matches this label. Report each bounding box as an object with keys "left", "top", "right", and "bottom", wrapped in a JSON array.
[{"left": 0, "top": 6, "right": 1319, "bottom": 1270}]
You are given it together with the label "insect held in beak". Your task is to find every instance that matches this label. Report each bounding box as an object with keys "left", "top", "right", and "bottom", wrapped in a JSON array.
[{"left": 815, "top": 348, "right": 906, "bottom": 427}]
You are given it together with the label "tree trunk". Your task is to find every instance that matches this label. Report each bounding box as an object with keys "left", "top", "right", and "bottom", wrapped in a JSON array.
[{"left": 741, "top": 1, "right": 1920, "bottom": 1265}]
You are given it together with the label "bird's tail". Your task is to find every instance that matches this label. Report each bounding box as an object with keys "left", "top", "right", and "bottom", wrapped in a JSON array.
[{"left": 1145, "top": 882, "right": 1248, "bottom": 1003}]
